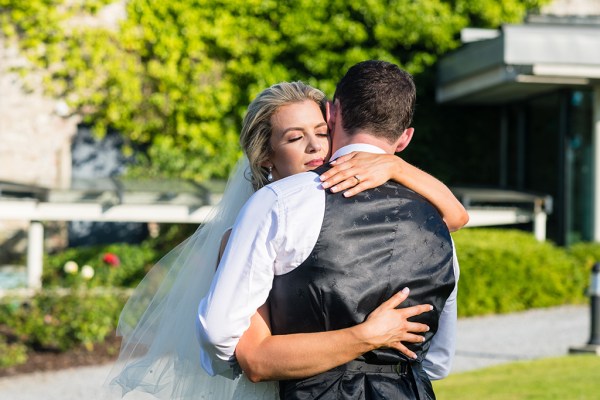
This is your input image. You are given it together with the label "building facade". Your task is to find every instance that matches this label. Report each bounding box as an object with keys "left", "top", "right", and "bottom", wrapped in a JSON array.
[{"left": 436, "top": 0, "right": 600, "bottom": 245}]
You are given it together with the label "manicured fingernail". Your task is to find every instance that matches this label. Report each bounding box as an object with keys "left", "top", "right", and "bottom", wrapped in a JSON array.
[
  {"left": 330, "top": 186, "right": 338, "bottom": 193},
  {"left": 343, "top": 191, "right": 351, "bottom": 197},
  {"left": 422, "top": 336, "right": 426, "bottom": 342},
  {"left": 330, "top": 159, "right": 337, "bottom": 165},
  {"left": 429, "top": 305, "right": 433, "bottom": 311},
  {"left": 321, "top": 181, "right": 330, "bottom": 188},
  {"left": 412, "top": 354, "right": 418, "bottom": 359},
  {"left": 402, "top": 287, "right": 409, "bottom": 294}
]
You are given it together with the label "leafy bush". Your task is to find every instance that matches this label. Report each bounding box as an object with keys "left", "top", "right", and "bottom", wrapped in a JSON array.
[
  {"left": 0, "top": 290, "right": 128, "bottom": 352},
  {"left": 452, "top": 229, "right": 588, "bottom": 317},
  {"left": 42, "top": 224, "right": 197, "bottom": 289},
  {"left": 42, "top": 242, "right": 159, "bottom": 289},
  {"left": 0, "top": 0, "right": 550, "bottom": 182},
  {"left": 567, "top": 242, "right": 600, "bottom": 272},
  {"left": 0, "top": 337, "right": 28, "bottom": 368}
]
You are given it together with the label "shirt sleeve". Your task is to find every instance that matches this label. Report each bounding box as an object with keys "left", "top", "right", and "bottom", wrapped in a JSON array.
[
  {"left": 196, "top": 187, "right": 281, "bottom": 377},
  {"left": 422, "top": 243, "right": 460, "bottom": 380}
]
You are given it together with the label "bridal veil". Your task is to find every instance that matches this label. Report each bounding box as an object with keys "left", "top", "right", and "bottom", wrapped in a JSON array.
[{"left": 105, "top": 157, "right": 277, "bottom": 399}]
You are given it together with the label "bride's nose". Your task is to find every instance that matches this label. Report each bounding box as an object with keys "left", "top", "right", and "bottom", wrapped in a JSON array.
[{"left": 306, "top": 135, "right": 323, "bottom": 153}]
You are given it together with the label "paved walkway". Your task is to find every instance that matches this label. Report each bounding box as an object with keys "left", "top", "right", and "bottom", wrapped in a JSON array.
[{"left": 0, "top": 304, "right": 592, "bottom": 400}]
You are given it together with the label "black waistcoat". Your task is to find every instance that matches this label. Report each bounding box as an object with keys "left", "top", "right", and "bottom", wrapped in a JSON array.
[{"left": 269, "top": 168, "right": 455, "bottom": 399}]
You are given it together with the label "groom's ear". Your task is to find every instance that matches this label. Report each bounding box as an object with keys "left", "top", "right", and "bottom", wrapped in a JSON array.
[
  {"left": 326, "top": 100, "right": 337, "bottom": 131},
  {"left": 394, "top": 128, "right": 414, "bottom": 153}
]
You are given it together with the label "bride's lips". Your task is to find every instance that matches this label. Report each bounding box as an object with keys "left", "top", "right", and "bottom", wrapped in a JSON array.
[{"left": 305, "top": 158, "right": 324, "bottom": 168}]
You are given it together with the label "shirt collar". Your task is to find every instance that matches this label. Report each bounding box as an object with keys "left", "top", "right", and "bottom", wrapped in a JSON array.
[{"left": 330, "top": 144, "right": 386, "bottom": 161}]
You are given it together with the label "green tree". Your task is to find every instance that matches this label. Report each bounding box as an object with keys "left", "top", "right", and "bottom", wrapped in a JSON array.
[{"left": 0, "top": 0, "right": 550, "bottom": 181}]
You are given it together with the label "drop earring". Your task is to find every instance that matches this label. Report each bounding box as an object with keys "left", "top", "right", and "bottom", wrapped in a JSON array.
[{"left": 267, "top": 166, "right": 273, "bottom": 182}]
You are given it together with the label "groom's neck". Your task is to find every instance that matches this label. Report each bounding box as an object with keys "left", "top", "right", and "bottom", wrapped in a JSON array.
[{"left": 332, "top": 131, "right": 396, "bottom": 155}]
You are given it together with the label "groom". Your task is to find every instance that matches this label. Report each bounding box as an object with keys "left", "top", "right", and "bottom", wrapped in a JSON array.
[{"left": 198, "top": 61, "right": 458, "bottom": 399}]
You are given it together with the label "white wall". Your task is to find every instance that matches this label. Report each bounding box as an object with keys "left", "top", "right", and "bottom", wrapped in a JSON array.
[
  {"left": 0, "top": 38, "right": 79, "bottom": 190},
  {"left": 542, "top": 0, "right": 600, "bottom": 16}
]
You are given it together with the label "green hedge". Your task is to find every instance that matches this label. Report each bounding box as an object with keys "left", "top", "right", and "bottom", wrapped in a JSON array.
[
  {"left": 1, "top": 290, "right": 128, "bottom": 351},
  {"left": 567, "top": 242, "right": 600, "bottom": 272},
  {"left": 42, "top": 242, "right": 159, "bottom": 289},
  {"left": 0, "top": 337, "right": 27, "bottom": 368},
  {"left": 452, "top": 229, "right": 591, "bottom": 317},
  {"left": 0, "top": 289, "right": 128, "bottom": 367},
  {"left": 42, "top": 224, "right": 194, "bottom": 289},
  {"left": 0, "top": 225, "right": 192, "bottom": 368}
]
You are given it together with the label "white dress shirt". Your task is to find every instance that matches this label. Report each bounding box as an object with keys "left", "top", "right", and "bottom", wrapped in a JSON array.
[{"left": 197, "top": 143, "right": 459, "bottom": 380}]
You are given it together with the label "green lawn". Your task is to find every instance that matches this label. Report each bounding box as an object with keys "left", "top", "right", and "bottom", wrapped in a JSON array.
[{"left": 433, "top": 355, "right": 600, "bottom": 400}]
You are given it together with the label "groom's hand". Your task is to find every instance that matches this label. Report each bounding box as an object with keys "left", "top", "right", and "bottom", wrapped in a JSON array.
[{"left": 362, "top": 287, "right": 432, "bottom": 360}]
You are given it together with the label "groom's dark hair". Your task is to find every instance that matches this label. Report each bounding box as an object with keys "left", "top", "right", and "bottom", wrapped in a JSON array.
[{"left": 333, "top": 60, "right": 416, "bottom": 143}]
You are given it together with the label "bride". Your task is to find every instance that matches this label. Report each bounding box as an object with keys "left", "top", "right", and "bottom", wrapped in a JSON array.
[{"left": 106, "top": 81, "right": 468, "bottom": 399}]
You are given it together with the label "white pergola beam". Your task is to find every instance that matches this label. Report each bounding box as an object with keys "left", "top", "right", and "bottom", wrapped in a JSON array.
[
  {"left": 0, "top": 200, "right": 215, "bottom": 223},
  {"left": 2, "top": 200, "right": 548, "bottom": 290},
  {"left": 1, "top": 199, "right": 217, "bottom": 290},
  {"left": 466, "top": 207, "right": 546, "bottom": 242}
]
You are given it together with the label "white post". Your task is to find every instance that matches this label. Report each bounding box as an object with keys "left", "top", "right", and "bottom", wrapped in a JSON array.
[
  {"left": 534, "top": 211, "right": 547, "bottom": 242},
  {"left": 594, "top": 85, "right": 600, "bottom": 242},
  {"left": 533, "top": 199, "right": 547, "bottom": 242},
  {"left": 27, "top": 221, "right": 44, "bottom": 289}
]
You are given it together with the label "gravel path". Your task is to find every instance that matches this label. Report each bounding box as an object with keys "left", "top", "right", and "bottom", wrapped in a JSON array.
[
  {"left": 0, "top": 304, "right": 592, "bottom": 399},
  {"left": 452, "top": 304, "right": 590, "bottom": 373}
]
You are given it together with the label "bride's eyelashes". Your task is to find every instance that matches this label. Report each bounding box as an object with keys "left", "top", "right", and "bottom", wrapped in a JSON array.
[{"left": 287, "top": 132, "right": 329, "bottom": 143}]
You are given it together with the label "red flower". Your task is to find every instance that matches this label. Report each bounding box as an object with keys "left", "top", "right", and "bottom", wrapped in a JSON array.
[{"left": 102, "top": 253, "right": 121, "bottom": 267}]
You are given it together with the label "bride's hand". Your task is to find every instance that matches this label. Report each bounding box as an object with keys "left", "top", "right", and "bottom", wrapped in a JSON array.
[
  {"left": 360, "top": 288, "right": 432, "bottom": 360},
  {"left": 319, "top": 151, "right": 400, "bottom": 197}
]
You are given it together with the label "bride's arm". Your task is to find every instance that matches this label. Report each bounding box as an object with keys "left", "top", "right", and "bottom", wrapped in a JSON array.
[
  {"left": 235, "top": 289, "right": 431, "bottom": 383},
  {"left": 319, "top": 152, "right": 469, "bottom": 232}
]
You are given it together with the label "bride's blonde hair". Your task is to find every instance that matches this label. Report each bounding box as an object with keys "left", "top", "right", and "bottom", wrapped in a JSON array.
[{"left": 240, "top": 81, "right": 327, "bottom": 190}]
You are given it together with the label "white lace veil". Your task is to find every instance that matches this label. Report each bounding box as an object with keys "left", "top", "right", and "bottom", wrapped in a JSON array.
[{"left": 105, "top": 156, "right": 275, "bottom": 399}]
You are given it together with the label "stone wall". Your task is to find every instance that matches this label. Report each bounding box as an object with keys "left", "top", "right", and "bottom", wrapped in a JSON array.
[
  {"left": 0, "top": 2, "right": 127, "bottom": 265},
  {"left": 0, "top": 0, "right": 126, "bottom": 190},
  {"left": 0, "top": 39, "right": 79, "bottom": 190},
  {"left": 542, "top": 0, "right": 600, "bottom": 15},
  {"left": 0, "top": 39, "right": 80, "bottom": 263}
]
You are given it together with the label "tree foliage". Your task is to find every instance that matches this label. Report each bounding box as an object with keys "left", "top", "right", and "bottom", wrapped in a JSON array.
[{"left": 0, "top": 0, "right": 550, "bottom": 181}]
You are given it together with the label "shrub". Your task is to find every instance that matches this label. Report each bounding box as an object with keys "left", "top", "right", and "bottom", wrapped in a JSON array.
[
  {"left": 42, "top": 242, "right": 160, "bottom": 289},
  {"left": 452, "top": 229, "right": 588, "bottom": 317},
  {"left": 568, "top": 242, "right": 600, "bottom": 272},
  {"left": 41, "top": 224, "right": 196, "bottom": 289},
  {"left": 0, "top": 290, "right": 128, "bottom": 352},
  {"left": 0, "top": 337, "right": 28, "bottom": 368}
]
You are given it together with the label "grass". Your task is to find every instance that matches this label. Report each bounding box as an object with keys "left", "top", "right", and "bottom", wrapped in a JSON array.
[{"left": 433, "top": 355, "right": 600, "bottom": 400}]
